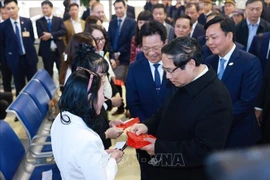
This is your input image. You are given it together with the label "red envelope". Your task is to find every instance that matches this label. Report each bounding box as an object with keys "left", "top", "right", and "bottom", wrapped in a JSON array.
[
  {"left": 116, "top": 117, "right": 140, "bottom": 130},
  {"left": 126, "top": 131, "right": 156, "bottom": 149},
  {"left": 113, "top": 79, "right": 124, "bottom": 86}
]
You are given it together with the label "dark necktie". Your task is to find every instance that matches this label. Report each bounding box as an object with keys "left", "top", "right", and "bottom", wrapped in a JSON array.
[
  {"left": 47, "top": 18, "right": 52, "bottom": 32},
  {"left": 153, "top": 64, "right": 161, "bottom": 94},
  {"left": 113, "top": 19, "right": 122, "bottom": 51},
  {"left": 14, "top": 21, "right": 23, "bottom": 55},
  {"left": 218, "top": 58, "right": 226, "bottom": 80}
]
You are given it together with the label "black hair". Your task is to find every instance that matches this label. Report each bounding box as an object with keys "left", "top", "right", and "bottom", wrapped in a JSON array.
[
  {"left": 175, "top": 14, "right": 193, "bottom": 28},
  {"left": 185, "top": 3, "right": 200, "bottom": 12},
  {"left": 68, "top": 2, "right": 79, "bottom": 10},
  {"left": 58, "top": 69, "right": 101, "bottom": 130},
  {"left": 204, "top": 16, "right": 236, "bottom": 42},
  {"left": 113, "top": 0, "right": 126, "bottom": 6},
  {"left": 41, "top": 0, "right": 53, "bottom": 8},
  {"left": 4, "top": 0, "right": 17, "bottom": 5},
  {"left": 135, "top": 10, "right": 154, "bottom": 46},
  {"left": 161, "top": 37, "right": 202, "bottom": 69},
  {"left": 152, "top": 3, "right": 166, "bottom": 13},
  {"left": 245, "top": 0, "right": 263, "bottom": 6},
  {"left": 139, "top": 20, "right": 167, "bottom": 44}
]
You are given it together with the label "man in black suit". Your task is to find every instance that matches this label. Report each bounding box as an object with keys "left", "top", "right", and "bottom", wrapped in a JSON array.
[
  {"left": 185, "top": 2, "right": 205, "bottom": 39},
  {"left": 235, "top": 0, "right": 270, "bottom": 51},
  {"left": 81, "top": 0, "right": 99, "bottom": 21},
  {"left": 36, "top": 0, "right": 66, "bottom": 77},
  {"left": 0, "top": 0, "right": 38, "bottom": 96},
  {"left": 111, "top": 0, "right": 135, "bottom": 20},
  {"left": 130, "top": 36, "right": 233, "bottom": 180}
]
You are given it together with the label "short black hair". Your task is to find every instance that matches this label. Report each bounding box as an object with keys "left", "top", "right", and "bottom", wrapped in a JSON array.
[
  {"left": 113, "top": 0, "right": 126, "bottom": 6},
  {"left": 245, "top": 0, "right": 263, "bottom": 6},
  {"left": 41, "top": 0, "right": 53, "bottom": 8},
  {"left": 68, "top": 2, "right": 79, "bottom": 10},
  {"left": 204, "top": 16, "right": 236, "bottom": 42},
  {"left": 4, "top": 0, "right": 17, "bottom": 5},
  {"left": 139, "top": 20, "right": 167, "bottom": 44},
  {"left": 185, "top": 3, "right": 200, "bottom": 12},
  {"left": 152, "top": 4, "right": 166, "bottom": 13},
  {"left": 175, "top": 14, "right": 193, "bottom": 28},
  {"left": 161, "top": 37, "right": 202, "bottom": 69}
]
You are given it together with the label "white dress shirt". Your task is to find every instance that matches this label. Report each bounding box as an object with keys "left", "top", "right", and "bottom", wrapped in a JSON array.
[
  {"left": 218, "top": 44, "right": 236, "bottom": 74},
  {"left": 148, "top": 60, "right": 164, "bottom": 84},
  {"left": 51, "top": 111, "right": 117, "bottom": 180},
  {"left": 71, "top": 18, "right": 82, "bottom": 34}
]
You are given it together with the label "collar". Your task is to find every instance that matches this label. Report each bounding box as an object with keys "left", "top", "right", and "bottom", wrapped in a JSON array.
[
  {"left": 193, "top": 65, "right": 208, "bottom": 81},
  {"left": 205, "top": 10, "right": 212, "bottom": 16},
  {"left": 148, "top": 60, "right": 163, "bottom": 67},
  {"left": 10, "top": 17, "right": 20, "bottom": 23},
  {"left": 70, "top": 18, "right": 80, "bottom": 23},
  {"left": 192, "top": 21, "right": 198, "bottom": 29},
  {"left": 62, "top": 111, "right": 89, "bottom": 128},
  {"left": 246, "top": 17, "right": 260, "bottom": 26},
  {"left": 118, "top": 14, "right": 126, "bottom": 22},
  {"left": 219, "top": 43, "right": 236, "bottom": 61},
  {"left": 45, "top": 15, "right": 53, "bottom": 20},
  {"left": 183, "top": 65, "right": 215, "bottom": 98}
]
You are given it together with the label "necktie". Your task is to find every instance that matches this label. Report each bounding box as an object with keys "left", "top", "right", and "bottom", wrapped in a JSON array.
[
  {"left": 14, "top": 21, "right": 23, "bottom": 55},
  {"left": 218, "top": 58, "right": 226, "bottom": 80},
  {"left": 47, "top": 18, "right": 52, "bottom": 32},
  {"left": 153, "top": 64, "right": 161, "bottom": 94},
  {"left": 113, "top": 19, "right": 122, "bottom": 51}
]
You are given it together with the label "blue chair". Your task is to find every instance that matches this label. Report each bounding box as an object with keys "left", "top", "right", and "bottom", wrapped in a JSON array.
[
  {"left": 23, "top": 80, "right": 51, "bottom": 118},
  {"left": 0, "top": 120, "right": 61, "bottom": 180},
  {"left": 32, "top": 69, "right": 57, "bottom": 99}
]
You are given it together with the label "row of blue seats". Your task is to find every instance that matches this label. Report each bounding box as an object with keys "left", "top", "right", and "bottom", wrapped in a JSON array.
[{"left": 0, "top": 69, "right": 61, "bottom": 180}]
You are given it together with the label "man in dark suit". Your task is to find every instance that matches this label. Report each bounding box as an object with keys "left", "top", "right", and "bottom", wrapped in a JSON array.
[
  {"left": 108, "top": 0, "right": 136, "bottom": 115},
  {"left": 111, "top": 4, "right": 135, "bottom": 20},
  {"left": 248, "top": 32, "right": 270, "bottom": 144},
  {"left": 130, "top": 36, "right": 233, "bottom": 180},
  {"left": 36, "top": 0, "right": 66, "bottom": 77},
  {"left": 0, "top": 0, "right": 38, "bottom": 96},
  {"left": 198, "top": 0, "right": 213, "bottom": 25},
  {"left": 126, "top": 20, "right": 172, "bottom": 180},
  {"left": 235, "top": 0, "right": 270, "bottom": 51},
  {"left": 81, "top": 0, "right": 99, "bottom": 21},
  {"left": 205, "top": 16, "right": 262, "bottom": 148},
  {"left": 185, "top": 2, "right": 205, "bottom": 39}
]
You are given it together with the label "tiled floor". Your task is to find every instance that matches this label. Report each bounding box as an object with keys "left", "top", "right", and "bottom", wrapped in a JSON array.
[{"left": 4, "top": 75, "right": 140, "bottom": 179}]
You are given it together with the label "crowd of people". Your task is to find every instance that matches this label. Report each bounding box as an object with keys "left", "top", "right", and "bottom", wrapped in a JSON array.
[{"left": 1, "top": 0, "right": 270, "bottom": 179}]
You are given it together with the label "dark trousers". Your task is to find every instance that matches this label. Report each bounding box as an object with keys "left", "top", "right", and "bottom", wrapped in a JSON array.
[
  {"left": 12, "top": 55, "right": 37, "bottom": 96},
  {"left": 1, "top": 57, "right": 12, "bottom": 92},
  {"left": 42, "top": 50, "right": 61, "bottom": 77},
  {"left": 136, "top": 149, "right": 154, "bottom": 180}
]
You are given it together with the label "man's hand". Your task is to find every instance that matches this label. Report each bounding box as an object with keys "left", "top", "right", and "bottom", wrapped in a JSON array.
[
  {"left": 40, "top": 32, "right": 51, "bottom": 41},
  {"left": 140, "top": 138, "right": 156, "bottom": 156},
  {"left": 130, "top": 123, "right": 148, "bottom": 135},
  {"left": 105, "top": 127, "right": 124, "bottom": 139},
  {"left": 114, "top": 52, "right": 120, "bottom": 60},
  {"left": 110, "top": 59, "right": 117, "bottom": 69},
  {"left": 255, "top": 109, "right": 263, "bottom": 127}
]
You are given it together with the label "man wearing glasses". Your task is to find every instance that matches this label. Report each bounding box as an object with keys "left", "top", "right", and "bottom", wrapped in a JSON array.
[
  {"left": 126, "top": 20, "right": 172, "bottom": 180},
  {"left": 130, "top": 36, "right": 233, "bottom": 180}
]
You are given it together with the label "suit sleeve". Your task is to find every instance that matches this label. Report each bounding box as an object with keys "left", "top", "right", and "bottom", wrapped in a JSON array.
[
  {"left": 154, "top": 101, "right": 233, "bottom": 167},
  {"left": 0, "top": 23, "right": 5, "bottom": 62},
  {"left": 126, "top": 64, "right": 148, "bottom": 121},
  {"left": 51, "top": 18, "right": 67, "bottom": 39},
  {"left": 233, "top": 57, "right": 262, "bottom": 120},
  {"left": 36, "top": 20, "right": 44, "bottom": 38},
  {"left": 28, "top": 19, "right": 35, "bottom": 43},
  {"left": 63, "top": 21, "right": 68, "bottom": 46},
  {"left": 118, "top": 20, "right": 136, "bottom": 54},
  {"left": 248, "top": 35, "right": 259, "bottom": 57}
]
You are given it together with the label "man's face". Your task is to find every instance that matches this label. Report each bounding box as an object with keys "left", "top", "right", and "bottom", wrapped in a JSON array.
[
  {"left": 1, "top": 8, "right": 9, "bottom": 21},
  {"left": 5, "top": 1, "right": 19, "bottom": 20},
  {"left": 114, "top": 2, "right": 126, "bottom": 18},
  {"left": 162, "top": 53, "right": 194, "bottom": 87},
  {"left": 185, "top": 5, "right": 199, "bottom": 23},
  {"left": 92, "top": 4, "right": 104, "bottom": 21},
  {"left": 69, "top": 5, "right": 78, "bottom": 19},
  {"left": 152, "top": 8, "right": 166, "bottom": 24},
  {"left": 224, "top": 3, "right": 235, "bottom": 16},
  {"left": 232, "top": 13, "right": 244, "bottom": 25},
  {"left": 206, "top": 23, "right": 232, "bottom": 57},
  {"left": 142, "top": 34, "right": 165, "bottom": 64},
  {"left": 42, "top": 4, "right": 53, "bottom": 17},
  {"left": 203, "top": 2, "right": 212, "bottom": 13},
  {"left": 174, "top": 18, "right": 192, "bottom": 37},
  {"left": 151, "top": 0, "right": 159, "bottom": 5},
  {"left": 245, "top": 1, "right": 263, "bottom": 23}
]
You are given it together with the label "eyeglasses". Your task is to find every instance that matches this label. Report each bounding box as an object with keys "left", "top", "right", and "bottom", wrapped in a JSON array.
[
  {"left": 141, "top": 45, "right": 163, "bottom": 53},
  {"left": 94, "top": 37, "right": 105, "bottom": 43},
  {"left": 76, "top": 66, "right": 97, "bottom": 92},
  {"left": 162, "top": 66, "right": 179, "bottom": 74}
]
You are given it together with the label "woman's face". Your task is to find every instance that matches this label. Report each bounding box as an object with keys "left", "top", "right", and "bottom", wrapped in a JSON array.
[
  {"left": 91, "top": 29, "right": 105, "bottom": 51},
  {"left": 137, "top": 20, "right": 148, "bottom": 30},
  {"left": 94, "top": 83, "right": 105, "bottom": 115}
]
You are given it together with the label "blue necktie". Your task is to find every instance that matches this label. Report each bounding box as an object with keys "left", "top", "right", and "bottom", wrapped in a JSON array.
[
  {"left": 47, "top": 18, "right": 52, "bottom": 32},
  {"left": 113, "top": 19, "right": 122, "bottom": 51},
  {"left": 14, "top": 21, "right": 23, "bottom": 55},
  {"left": 154, "top": 64, "right": 161, "bottom": 94},
  {"left": 218, "top": 58, "right": 226, "bottom": 80}
]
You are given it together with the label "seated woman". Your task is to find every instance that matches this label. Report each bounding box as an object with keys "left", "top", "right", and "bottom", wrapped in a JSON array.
[{"left": 51, "top": 69, "right": 124, "bottom": 179}]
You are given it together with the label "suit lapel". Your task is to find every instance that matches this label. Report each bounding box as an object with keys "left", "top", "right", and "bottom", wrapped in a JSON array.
[
  {"left": 211, "top": 55, "right": 219, "bottom": 73},
  {"left": 221, "top": 48, "right": 238, "bottom": 82},
  {"left": 261, "top": 33, "right": 270, "bottom": 59},
  {"left": 8, "top": 19, "right": 17, "bottom": 40},
  {"left": 20, "top": 17, "right": 25, "bottom": 33},
  {"left": 68, "top": 20, "right": 75, "bottom": 35}
]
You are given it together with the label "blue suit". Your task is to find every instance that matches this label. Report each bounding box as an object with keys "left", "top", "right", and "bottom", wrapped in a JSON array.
[
  {"left": 192, "top": 23, "right": 205, "bottom": 39},
  {"left": 126, "top": 56, "right": 172, "bottom": 122},
  {"left": 108, "top": 17, "right": 136, "bottom": 65},
  {"left": 205, "top": 47, "right": 262, "bottom": 148},
  {"left": 0, "top": 17, "right": 38, "bottom": 95}
]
